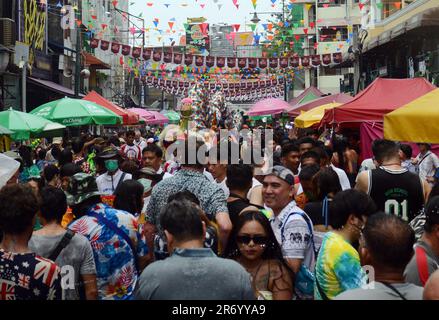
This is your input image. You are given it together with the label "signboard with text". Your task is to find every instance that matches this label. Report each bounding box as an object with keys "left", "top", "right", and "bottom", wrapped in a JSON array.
[{"left": 186, "top": 23, "right": 210, "bottom": 56}]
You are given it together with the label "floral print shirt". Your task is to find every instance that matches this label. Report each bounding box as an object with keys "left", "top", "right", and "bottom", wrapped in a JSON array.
[{"left": 69, "top": 203, "right": 148, "bottom": 300}]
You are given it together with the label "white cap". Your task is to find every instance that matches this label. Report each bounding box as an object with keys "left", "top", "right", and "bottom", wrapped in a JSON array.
[{"left": 0, "top": 153, "right": 20, "bottom": 188}]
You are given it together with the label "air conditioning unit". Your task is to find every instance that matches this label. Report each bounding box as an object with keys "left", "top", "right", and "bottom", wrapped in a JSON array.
[{"left": 0, "top": 19, "right": 16, "bottom": 47}]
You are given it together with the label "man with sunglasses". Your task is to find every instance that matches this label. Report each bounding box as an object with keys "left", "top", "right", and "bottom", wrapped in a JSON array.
[{"left": 262, "top": 165, "right": 316, "bottom": 299}]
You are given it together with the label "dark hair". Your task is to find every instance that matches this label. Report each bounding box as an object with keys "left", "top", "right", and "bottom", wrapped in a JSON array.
[
  {"left": 71, "top": 137, "right": 85, "bottom": 154},
  {"left": 58, "top": 148, "right": 73, "bottom": 167},
  {"left": 18, "top": 145, "right": 33, "bottom": 167},
  {"left": 223, "top": 210, "right": 284, "bottom": 261},
  {"left": 424, "top": 195, "right": 439, "bottom": 232},
  {"left": 160, "top": 200, "right": 204, "bottom": 242},
  {"left": 226, "top": 164, "right": 253, "bottom": 192},
  {"left": 142, "top": 143, "right": 163, "bottom": 158},
  {"left": 312, "top": 167, "right": 341, "bottom": 201},
  {"left": 43, "top": 164, "right": 60, "bottom": 183},
  {"left": 331, "top": 189, "right": 377, "bottom": 229},
  {"left": 311, "top": 146, "right": 329, "bottom": 162},
  {"left": 372, "top": 139, "right": 399, "bottom": 163},
  {"left": 300, "top": 150, "right": 320, "bottom": 166},
  {"left": 39, "top": 186, "right": 68, "bottom": 223},
  {"left": 281, "top": 143, "right": 300, "bottom": 158},
  {"left": 362, "top": 212, "right": 415, "bottom": 270},
  {"left": 168, "top": 191, "right": 200, "bottom": 206},
  {"left": 332, "top": 137, "right": 349, "bottom": 170},
  {"left": 60, "top": 163, "right": 82, "bottom": 178},
  {"left": 50, "top": 145, "right": 62, "bottom": 161},
  {"left": 400, "top": 144, "right": 413, "bottom": 159},
  {"left": 126, "top": 130, "right": 135, "bottom": 138},
  {"left": 0, "top": 184, "right": 38, "bottom": 234},
  {"left": 37, "top": 149, "right": 47, "bottom": 161},
  {"left": 418, "top": 143, "right": 431, "bottom": 150},
  {"left": 298, "top": 164, "right": 320, "bottom": 182},
  {"left": 120, "top": 160, "right": 139, "bottom": 175},
  {"left": 108, "top": 135, "right": 121, "bottom": 147},
  {"left": 298, "top": 137, "right": 316, "bottom": 148},
  {"left": 113, "top": 180, "right": 145, "bottom": 215}
]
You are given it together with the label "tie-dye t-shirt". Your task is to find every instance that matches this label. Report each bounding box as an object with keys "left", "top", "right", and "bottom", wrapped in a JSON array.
[{"left": 314, "top": 232, "right": 366, "bottom": 300}]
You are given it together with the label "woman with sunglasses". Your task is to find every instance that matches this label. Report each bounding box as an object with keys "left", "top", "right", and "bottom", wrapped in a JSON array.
[
  {"left": 223, "top": 210, "right": 293, "bottom": 300},
  {"left": 314, "top": 189, "right": 377, "bottom": 300}
]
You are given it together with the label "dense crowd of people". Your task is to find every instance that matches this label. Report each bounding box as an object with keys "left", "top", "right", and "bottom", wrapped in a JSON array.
[{"left": 1, "top": 125, "right": 439, "bottom": 300}]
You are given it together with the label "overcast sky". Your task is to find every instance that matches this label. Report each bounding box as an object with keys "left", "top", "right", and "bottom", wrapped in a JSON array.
[{"left": 129, "top": 0, "right": 282, "bottom": 46}]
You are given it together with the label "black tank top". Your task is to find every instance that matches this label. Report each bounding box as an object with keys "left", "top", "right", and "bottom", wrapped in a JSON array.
[{"left": 369, "top": 167, "right": 424, "bottom": 222}]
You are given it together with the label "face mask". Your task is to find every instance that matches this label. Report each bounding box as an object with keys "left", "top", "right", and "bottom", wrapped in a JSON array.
[{"left": 105, "top": 159, "right": 119, "bottom": 173}]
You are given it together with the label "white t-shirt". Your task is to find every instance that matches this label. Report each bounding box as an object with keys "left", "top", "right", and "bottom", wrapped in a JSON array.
[
  {"left": 416, "top": 151, "right": 439, "bottom": 183},
  {"left": 121, "top": 144, "right": 142, "bottom": 162},
  {"left": 204, "top": 170, "right": 261, "bottom": 200},
  {"left": 96, "top": 170, "right": 132, "bottom": 195},
  {"left": 270, "top": 201, "right": 315, "bottom": 270},
  {"left": 135, "top": 139, "right": 147, "bottom": 152},
  {"left": 330, "top": 164, "right": 351, "bottom": 190}
]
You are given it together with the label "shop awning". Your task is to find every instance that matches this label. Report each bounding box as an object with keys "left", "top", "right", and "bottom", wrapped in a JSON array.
[
  {"left": 320, "top": 77, "right": 436, "bottom": 126},
  {"left": 287, "top": 93, "right": 353, "bottom": 117},
  {"left": 83, "top": 91, "right": 139, "bottom": 125},
  {"left": 384, "top": 89, "right": 439, "bottom": 144},
  {"left": 82, "top": 52, "right": 110, "bottom": 69},
  {"left": 289, "top": 86, "right": 325, "bottom": 107},
  {"left": 363, "top": 0, "right": 439, "bottom": 52},
  {"left": 28, "top": 77, "right": 84, "bottom": 98}
]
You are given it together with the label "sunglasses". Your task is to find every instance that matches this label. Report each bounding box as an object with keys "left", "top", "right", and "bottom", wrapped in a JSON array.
[{"left": 236, "top": 235, "right": 268, "bottom": 245}]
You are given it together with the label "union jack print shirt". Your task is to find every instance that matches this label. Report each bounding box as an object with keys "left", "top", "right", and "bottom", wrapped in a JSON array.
[{"left": 0, "top": 250, "right": 62, "bottom": 300}]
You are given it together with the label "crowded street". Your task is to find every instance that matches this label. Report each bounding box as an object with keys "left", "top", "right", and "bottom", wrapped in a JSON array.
[{"left": 0, "top": 0, "right": 439, "bottom": 304}]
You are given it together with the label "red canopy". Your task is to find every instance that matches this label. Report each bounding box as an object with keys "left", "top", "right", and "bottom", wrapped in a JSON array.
[
  {"left": 288, "top": 93, "right": 353, "bottom": 117},
  {"left": 320, "top": 78, "right": 436, "bottom": 126},
  {"left": 83, "top": 91, "right": 139, "bottom": 125}
]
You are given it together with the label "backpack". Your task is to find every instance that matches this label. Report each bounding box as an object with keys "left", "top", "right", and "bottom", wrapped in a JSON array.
[{"left": 280, "top": 211, "right": 317, "bottom": 299}]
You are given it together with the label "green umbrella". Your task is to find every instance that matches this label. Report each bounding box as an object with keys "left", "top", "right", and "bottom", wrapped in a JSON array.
[
  {"left": 31, "top": 98, "right": 122, "bottom": 126},
  {"left": 0, "top": 108, "right": 65, "bottom": 140},
  {"left": 0, "top": 124, "right": 13, "bottom": 135},
  {"left": 161, "top": 110, "right": 180, "bottom": 123}
]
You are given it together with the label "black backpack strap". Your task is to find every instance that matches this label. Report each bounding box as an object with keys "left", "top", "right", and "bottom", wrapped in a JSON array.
[
  {"left": 113, "top": 172, "right": 127, "bottom": 195},
  {"left": 380, "top": 282, "right": 407, "bottom": 300},
  {"left": 87, "top": 211, "right": 139, "bottom": 274},
  {"left": 48, "top": 229, "right": 75, "bottom": 261}
]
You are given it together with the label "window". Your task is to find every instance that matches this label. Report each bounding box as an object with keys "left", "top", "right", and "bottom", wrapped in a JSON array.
[
  {"left": 318, "top": 0, "right": 346, "bottom": 7},
  {"left": 319, "top": 26, "right": 348, "bottom": 42}
]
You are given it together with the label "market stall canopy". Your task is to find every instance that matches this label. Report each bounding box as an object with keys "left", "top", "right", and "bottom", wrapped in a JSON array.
[
  {"left": 288, "top": 93, "right": 353, "bottom": 117},
  {"left": 83, "top": 91, "right": 139, "bottom": 125},
  {"left": 161, "top": 110, "right": 180, "bottom": 123},
  {"left": 246, "top": 98, "right": 291, "bottom": 117},
  {"left": 320, "top": 78, "right": 436, "bottom": 126},
  {"left": 384, "top": 89, "right": 439, "bottom": 143},
  {"left": 289, "top": 86, "right": 325, "bottom": 107},
  {"left": 0, "top": 124, "right": 13, "bottom": 135},
  {"left": 31, "top": 98, "right": 123, "bottom": 126},
  {"left": 0, "top": 108, "right": 66, "bottom": 140},
  {"left": 127, "top": 108, "right": 169, "bottom": 125},
  {"left": 294, "top": 103, "right": 341, "bottom": 129}
]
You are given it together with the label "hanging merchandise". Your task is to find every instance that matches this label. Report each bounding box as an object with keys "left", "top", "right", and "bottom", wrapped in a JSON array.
[{"left": 88, "top": 38, "right": 343, "bottom": 71}]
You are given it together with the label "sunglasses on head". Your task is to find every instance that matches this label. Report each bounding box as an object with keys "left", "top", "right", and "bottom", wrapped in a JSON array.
[{"left": 236, "top": 235, "right": 268, "bottom": 245}]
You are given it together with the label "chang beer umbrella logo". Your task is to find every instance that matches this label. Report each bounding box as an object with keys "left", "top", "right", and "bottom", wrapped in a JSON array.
[
  {"left": 83, "top": 103, "right": 108, "bottom": 114},
  {"left": 34, "top": 106, "right": 52, "bottom": 117},
  {"left": 62, "top": 118, "right": 83, "bottom": 125}
]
